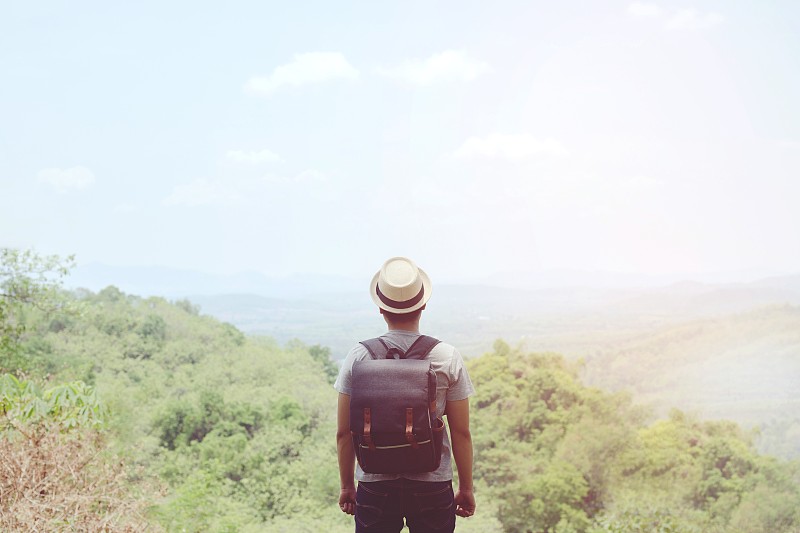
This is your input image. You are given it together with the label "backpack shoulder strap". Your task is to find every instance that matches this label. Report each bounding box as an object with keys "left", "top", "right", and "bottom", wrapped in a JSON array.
[
  {"left": 359, "top": 338, "right": 390, "bottom": 360},
  {"left": 402, "top": 335, "right": 441, "bottom": 360}
]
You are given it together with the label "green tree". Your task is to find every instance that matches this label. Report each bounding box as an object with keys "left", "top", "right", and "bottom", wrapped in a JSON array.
[
  {"left": 308, "top": 344, "right": 338, "bottom": 384},
  {"left": 0, "top": 248, "right": 74, "bottom": 371}
]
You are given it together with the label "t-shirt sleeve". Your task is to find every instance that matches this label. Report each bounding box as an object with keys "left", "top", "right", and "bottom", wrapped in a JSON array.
[
  {"left": 333, "top": 346, "right": 360, "bottom": 395},
  {"left": 446, "top": 347, "right": 475, "bottom": 401}
]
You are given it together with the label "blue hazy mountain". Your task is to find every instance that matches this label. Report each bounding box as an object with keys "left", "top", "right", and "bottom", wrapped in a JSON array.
[{"left": 68, "top": 262, "right": 362, "bottom": 298}]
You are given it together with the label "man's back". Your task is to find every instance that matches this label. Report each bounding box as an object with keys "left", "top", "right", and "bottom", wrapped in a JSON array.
[
  {"left": 335, "top": 330, "right": 473, "bottom": 483},
  {"left": 335, "top": 257, "right": 476, "bottom": 532}
]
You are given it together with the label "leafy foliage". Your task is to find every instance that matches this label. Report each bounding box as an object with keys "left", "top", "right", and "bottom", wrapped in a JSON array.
[
  {"left": 5, "top": 281, "right": 349, "bottom": 531},
  {"left": 0, "top": 248, "right": 75, "bottom": 371},
  {"left": 2, "top": 248, "right": 798, "bottom": 532},
  {"left": 468, "top": 342, "right": 800, "bottom": 532},
  {"left": 309, "top": 343, "right": 339, "bottom": 384},
  {"left": 0, "top": 373, "right": 107, "bottom": 432}
]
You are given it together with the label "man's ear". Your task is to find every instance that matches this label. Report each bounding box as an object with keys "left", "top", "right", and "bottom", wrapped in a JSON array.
[{"left": 420, "top": 304, "right": 426, "bottom": 311}]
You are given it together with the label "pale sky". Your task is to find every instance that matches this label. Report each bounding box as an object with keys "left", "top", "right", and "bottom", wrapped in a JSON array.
[{"left": 2, "top": 1, "right": 799, "bottom": 284}]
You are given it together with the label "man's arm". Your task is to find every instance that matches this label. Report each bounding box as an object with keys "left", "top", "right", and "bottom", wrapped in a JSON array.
[
  {"left": 445, "top": 398, "right": 476, "bottom": 517},
  {"left": 336, "top": 392, "right": 357, "bottom": 515}
]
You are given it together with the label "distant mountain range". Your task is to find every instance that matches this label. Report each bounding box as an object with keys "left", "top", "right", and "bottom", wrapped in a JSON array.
[
  {"left": 67, "top": 263, "right": 363, "bottom": 298},
  {"left": 476, "top": 267, "right": 785, "bottom": 290},
  {"left": 67, "top": 263, "right": 789, "bottom": 298},
  {"left": 66, "top": 264, "right": 800, "bottom": 358},
  {"left": 174, "top": 274, "right": 800, "bottom": 358}
]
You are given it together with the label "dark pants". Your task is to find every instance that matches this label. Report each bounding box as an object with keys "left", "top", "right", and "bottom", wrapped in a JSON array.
[{"left": 355, "top": 479, "right": 455, "bottom": 533}]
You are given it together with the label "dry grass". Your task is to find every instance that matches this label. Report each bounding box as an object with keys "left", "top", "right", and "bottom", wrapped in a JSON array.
[{"left": 0, "top": 423, "right": 161, "bottom": 532}]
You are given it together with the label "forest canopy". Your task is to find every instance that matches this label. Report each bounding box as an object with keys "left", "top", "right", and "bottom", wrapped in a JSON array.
[{"left": 1, "top": 249, "right": 799, "bottom": 532}]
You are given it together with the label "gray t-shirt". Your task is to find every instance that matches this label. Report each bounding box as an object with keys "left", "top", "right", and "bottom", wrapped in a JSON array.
[{"left": 334, "top": 330, "right": 475, "bottom": 482}]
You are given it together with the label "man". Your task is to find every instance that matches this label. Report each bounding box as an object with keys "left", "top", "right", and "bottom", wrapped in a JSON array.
[{"left": 335, "top": 257, "right": 476, "bottom": 533}]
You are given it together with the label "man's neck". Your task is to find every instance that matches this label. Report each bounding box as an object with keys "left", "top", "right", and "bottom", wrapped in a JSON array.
[{"left": 386, "top": 324, "right": 420, "bottom": 333}]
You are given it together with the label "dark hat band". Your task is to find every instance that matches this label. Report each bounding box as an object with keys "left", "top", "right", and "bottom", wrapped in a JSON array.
[{"left": 375, "top": 284, "right": 425, "bottom": 310}]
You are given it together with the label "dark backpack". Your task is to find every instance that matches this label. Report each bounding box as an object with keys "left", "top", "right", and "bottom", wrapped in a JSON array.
[{"left": 350, "top": 335, "right": 445, "bottom": 474}]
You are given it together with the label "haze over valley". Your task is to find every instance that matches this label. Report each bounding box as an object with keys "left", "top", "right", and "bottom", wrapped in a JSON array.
[{"left": 65, "top": 265, "right": 800, "bottom": 459}]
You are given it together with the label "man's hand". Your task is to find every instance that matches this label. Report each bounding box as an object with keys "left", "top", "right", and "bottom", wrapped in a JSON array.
[
  {"left": 447, "top": 398, "right": 475, "bottom": 518},
  {"left": 454, "top": 488, "right": 475, "bottom": 517},
  {"left": 339, "top": 487, "right": 357, "bottom": 515}
]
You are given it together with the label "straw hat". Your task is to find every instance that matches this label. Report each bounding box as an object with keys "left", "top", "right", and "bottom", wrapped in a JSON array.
[{"left": 370, "top": 257, "right": 432, "bottom": 314}]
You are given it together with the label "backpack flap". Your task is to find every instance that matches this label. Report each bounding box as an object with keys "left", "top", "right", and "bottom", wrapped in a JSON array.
[
  {"left": 351, "top": 359, "right": 432, "bottom": 445},
  {"left": 350, "top": 336, "right": 443, "bottom": 474}
]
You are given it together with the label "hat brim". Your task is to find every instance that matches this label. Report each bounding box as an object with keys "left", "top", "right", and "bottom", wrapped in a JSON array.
[{"left": 370, "top": 267, "right": 432, "bottom": 314}]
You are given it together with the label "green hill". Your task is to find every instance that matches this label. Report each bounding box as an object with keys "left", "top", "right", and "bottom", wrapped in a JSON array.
[
  {"left": 581, "top": 304, "right": 800, "bottom": 459},
  {"left": 4, "top": 285, "right": 351, "bottom": 531},
  {"left": 2, "top": 253, "right": 800, "bottom": 532}
]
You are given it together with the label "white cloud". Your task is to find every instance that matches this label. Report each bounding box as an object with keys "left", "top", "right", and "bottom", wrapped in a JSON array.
[
  {"left": 226, "top": 149, "right": 281, "bottom": 163},
  {"left": 627, "top": 3, "right": 723, "bottom": 30},
  {"left": 376, "top": 50, "right": 489, "bottom": 85},
  {"left": 452, "top": 134, "right": 568, "bottom": 160},
  {"left": 37, "top": 166, "right": 95, "bottom": 193},
  {"left": 627, "top": 2, "right": 663, "bottom": 18},
  {"left": 665, "top": 8, "right": 724, "bottom": 30},
  {"left": 244, "top": 52, "right": 359, "bottom": 96}
]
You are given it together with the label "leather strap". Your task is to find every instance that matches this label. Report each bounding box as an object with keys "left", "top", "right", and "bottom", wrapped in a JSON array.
[
  {"left": 405, "top": 408, "right": 418, "bottom": 449},
  {"left": 360, "top": 338, "right": 389, "bottom": 360},
  {"left": 364, "top": 408, "right": 375, "bottom": 451},
  {"left": 403, "top": 335, "right": 441, "bottom": 360}
]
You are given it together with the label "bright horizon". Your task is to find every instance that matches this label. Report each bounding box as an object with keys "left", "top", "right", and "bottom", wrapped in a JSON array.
[{"left": 2, "top": 2, "right": 799, "bottom": 284}]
